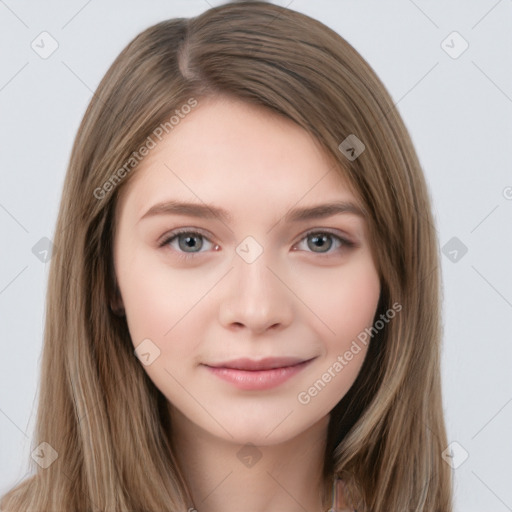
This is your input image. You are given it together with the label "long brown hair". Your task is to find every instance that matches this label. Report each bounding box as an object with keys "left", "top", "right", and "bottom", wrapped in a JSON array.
[{"left": 1, "top": 1, "right": 452, "bottom": 510}]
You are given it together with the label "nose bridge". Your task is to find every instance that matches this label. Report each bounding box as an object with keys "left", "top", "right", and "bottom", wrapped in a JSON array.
[{"left": 235, "top": 244, "right": 273, "bottom": 297}]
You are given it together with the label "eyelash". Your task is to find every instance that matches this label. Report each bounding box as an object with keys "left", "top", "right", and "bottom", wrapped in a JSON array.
[{"left": 158, "top": 228, "right": 355, "bottom": 262}]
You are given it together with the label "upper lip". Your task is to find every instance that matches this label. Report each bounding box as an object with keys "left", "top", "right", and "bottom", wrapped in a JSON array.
[{"left": 205, "top": 357, "right": 312, "bottom": 371}]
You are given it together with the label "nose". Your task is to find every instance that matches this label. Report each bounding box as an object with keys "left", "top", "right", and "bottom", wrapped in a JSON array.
[{"left": 217, "top": 249, "right": 294, "bottom": 335}]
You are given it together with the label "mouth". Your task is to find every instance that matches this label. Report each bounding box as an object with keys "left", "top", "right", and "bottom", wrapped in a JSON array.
[
  {"left": 204, "top": 356, "right": 313, "bottom": 371},
  {"left": 202, "top": 357, "right": 316, "bottom": 391}
]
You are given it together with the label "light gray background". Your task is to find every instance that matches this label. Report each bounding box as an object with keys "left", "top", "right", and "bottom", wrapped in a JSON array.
[{"left": 1, "top": 1, "right": 511, "bottom": 511}]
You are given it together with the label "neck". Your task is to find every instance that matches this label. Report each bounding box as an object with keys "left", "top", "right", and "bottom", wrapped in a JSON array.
[{"left": 169, "top": 406, "right": 333, "bottom": 512}]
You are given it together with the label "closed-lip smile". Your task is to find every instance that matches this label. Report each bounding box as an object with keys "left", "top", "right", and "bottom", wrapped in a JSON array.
[
  {"left": 204, "top": 356, "right": 313, "bottom": 371},
  {"left": 202, "top": 356, "right": 316, "bottom": 390}
]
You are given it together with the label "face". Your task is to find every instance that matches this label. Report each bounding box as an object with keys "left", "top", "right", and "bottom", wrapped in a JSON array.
[{"left": 113, "top": 95, "right": 381, "bottom": 446}]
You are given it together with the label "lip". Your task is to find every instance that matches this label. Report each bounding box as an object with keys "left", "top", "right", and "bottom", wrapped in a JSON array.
[
  {"left": 206, "top": 356, "right": 310, "bottom": 371},
  {"left": 203, "top": 357, "right": 315, "bottom": 390}
]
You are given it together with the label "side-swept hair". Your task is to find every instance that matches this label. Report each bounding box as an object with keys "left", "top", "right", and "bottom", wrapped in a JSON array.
[{"left": 1, "top": 2, "right": 452, "bottom": 510}]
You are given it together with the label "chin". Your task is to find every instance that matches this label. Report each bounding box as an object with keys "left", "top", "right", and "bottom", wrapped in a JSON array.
[{"left": 210, "top": 415, "right": 315, "bottom": 447}]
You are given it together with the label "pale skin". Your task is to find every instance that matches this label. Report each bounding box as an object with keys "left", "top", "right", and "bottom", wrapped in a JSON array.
[{"left": 113, "top": 95, "right": 381, "bottom": 512}]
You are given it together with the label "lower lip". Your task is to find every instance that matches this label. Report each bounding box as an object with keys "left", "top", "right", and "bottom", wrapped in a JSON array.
[{"left": 204, "top": 360, "right": 314, "bottom": 390}]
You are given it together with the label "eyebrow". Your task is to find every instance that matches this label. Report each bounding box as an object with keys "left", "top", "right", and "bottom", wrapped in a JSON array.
[{"left": 138, "top": 199, "right": 366, "bottom": 224}]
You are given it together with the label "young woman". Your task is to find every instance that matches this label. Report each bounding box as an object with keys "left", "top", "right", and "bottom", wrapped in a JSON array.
[{"left": 1, "top": 1, "right": 453, "bottom": 510}]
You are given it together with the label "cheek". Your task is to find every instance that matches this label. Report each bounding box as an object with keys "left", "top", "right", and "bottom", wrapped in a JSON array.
[
  {"left": 118, "top": 250, "right": 210, "bottom": 359},
  {"left": 296, "top": 253, "right": 381, "bottom": 351}
]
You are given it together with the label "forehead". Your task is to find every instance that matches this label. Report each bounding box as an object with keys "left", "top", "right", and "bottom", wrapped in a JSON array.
[{"left": 117, "top": 96, "right": 360, "bottom": 220}]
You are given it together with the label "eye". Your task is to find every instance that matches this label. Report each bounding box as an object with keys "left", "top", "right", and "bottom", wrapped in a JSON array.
[
  {"left": 293, "top": 229, "right": 355, "bottom": 255},
  {"left": 159, "top": 228, "right": 216, "bottom": 261},
  {"left": 159, "top": 227, "right": 355, "bottom": 261}
]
